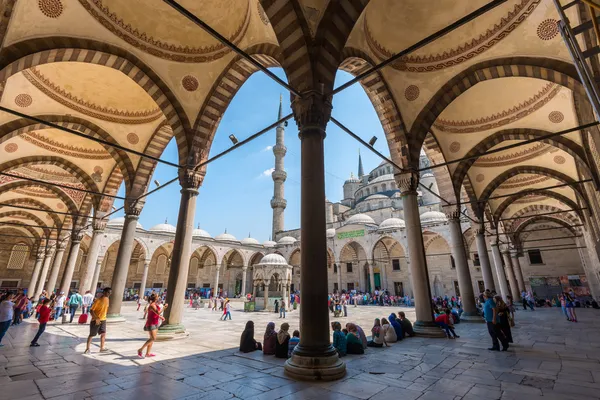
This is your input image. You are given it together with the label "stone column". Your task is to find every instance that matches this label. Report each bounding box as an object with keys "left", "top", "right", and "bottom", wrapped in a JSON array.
[
  {"left": 214, "top": 267, "right": 220, "bottom": 296},
  {"left": 79, "top": 221, "right": 106, "bottom": 293},
  {"left": 396, "top": 171, "right": 445, "bottom": 337},
  {"left": 510, "top": 250, "right": 526, "bottom": 293},
  {"left": 43, "top": 241, "right": 66, "bottom": 296},
  {"left": 264, "top": 284, "right": 269, "bottom": 311},
  {"left": 37, "top": 244, "right": 56, "bottom": 297},
  {"left": 59, "top": 231, "right": 84, "bottom": 295},
  {"left": 336, "top": 262, "right": 342, "bottom": 293},
  {"left": 107, "top": 203, "right": 142, "bottom": 320},
  {"left": 490, "top": 241, "right": 509, "bottom": 299},
  {"left": 381, "top": 260, "right": 388, "bottom": 292},
  {"left": 475, "top": 225, "right": 495, "bottom": 292},
  {"left": 252, "top": 282, "right": 257, "bottom": 300},
  {"left": 138, "top": 260, "right": 150, "bottom": 299},
  {"left": 284, "top": 93, "right": 346, "bottom": 381},
  {"left": 446, "top": 208, "right": 479, "bottom": 320},
  {"left": 241, "top": 266, "right": 248, "bottom": 296},
  {"left": 502, "top": 249, "right": 520, "bottom": 300},
  {"left": 90, "top": 256, "right": 104, "bottom": 293},
  {"left": 368, "top": 263, "right": 375, "bottom": 292},
  {"left": 161, "top": 170, "right": 203, "bottom": 338},
  {"left": 27, "top": 248, "right": 45, "bottom": 298}
]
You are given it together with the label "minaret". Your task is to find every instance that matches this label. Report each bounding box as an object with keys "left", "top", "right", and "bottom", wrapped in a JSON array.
[
  {"left": 271, "top": 95, "right": 287, "bottom": 239},
  {"left": 358, "top": 148, "right": 364, "bottom": 177}
]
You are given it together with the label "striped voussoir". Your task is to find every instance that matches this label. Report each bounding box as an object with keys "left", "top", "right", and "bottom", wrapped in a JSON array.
[
  {"left": 0, "top": 180, "right": 78, "bottom": 217},
  {"left": 409, "top": 57, "right": 585, "bottom": 164},
  {"left": 0, "top": 115, "right": 135, "bottom": 190},
  {"left": 98, "top": 165, "right": 123, "bottom": 214},
  {"left": 423, "top": 232, "right": 446, "bottom": 253},
  {"left": 191, "top": 43, "right": 281, "bottom": 160},
  {"left": 507, "top": 204, "right": 582, "bottom": 233},
  {"left": 422, "top": 132, "right": 458, "bottom": 205},
  {"left": 494, "top": 189, "right": 581, "bottom": 226},
  {"left": 514, "top": 216, "right": 578, "bottom": 240},
  {"left": 0, "top": 198, "right": 62, "bottom": 228},
  {"left": 452, "top": 128, "right": 593, "bottom": 192},
  {"left": 340, "top": 47, "right": 410, "bottom": 168},
  {"left": 0, "top": 219, "right": 41, "bottom": 241},
  {"left": 131, "top": 121, "right": 172, "bottom": 198},
  {"left": 0, "top": 210, "right": 50, "bottom": 237},
  {"left": 0, "top": 39, "right": 191, "bottom": 164}
]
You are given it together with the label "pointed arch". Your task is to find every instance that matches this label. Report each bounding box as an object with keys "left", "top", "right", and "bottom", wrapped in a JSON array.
[
  {"left": 0, "top": 198, "right": 62, "bottom": 228},
  {"left": 0, "top": 210, "right": 50, "bottom": 237},
  {"left": 494, "top": 189, "right": 582, "bottom": 225},
  {"left": 0, "top": 180, "right": 78, "bottom": 216},
  {"left": 514, "top": 216, "right": 578, "bottom": 241}
]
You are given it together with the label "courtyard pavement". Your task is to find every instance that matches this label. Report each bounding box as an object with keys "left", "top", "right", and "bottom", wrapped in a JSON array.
[{"left": 0, "top": 302, "right": 599, "bottom": 399}]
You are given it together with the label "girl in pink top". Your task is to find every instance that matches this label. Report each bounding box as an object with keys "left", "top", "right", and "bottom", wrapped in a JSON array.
[{"left": 138, "top": 294, "right": 164, "bottom": 358}]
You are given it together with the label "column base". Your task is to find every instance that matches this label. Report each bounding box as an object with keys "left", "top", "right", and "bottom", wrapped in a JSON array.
[
  {"left": 284, "top": 345, "right": 346, "bottom": 381},
  {"left": 156, "top": 324, "right": 189, "bottom": 341},
  {"left": 414, "top": 321, "right": 447, "bottom": 338},
  {"left": 460, "top": 312, "right": 484, "bottom": 323},
  {"left": 105, "top": 314, "right": 126, "bottom": 324}
]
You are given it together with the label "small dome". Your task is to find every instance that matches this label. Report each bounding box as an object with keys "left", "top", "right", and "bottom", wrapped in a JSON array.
[
  {"left": 420, "top": 211, "right": 447, "bottom": 224},
  {"left": 369, "top": 174, "right": 394, "bottom": 184},
  {"left": 192, "top": 228, "right": 211, "bottom": 238},
  {"left": 258, "top": 253, "right": 288, "bottom": 265},
  {"left": 278, "top": 236, "right": 297, "bottom": 244},
  {"left": 421, "top": 173, "right": 435, "bottom": 179},
  {"left": 326, "top": 228, "right": 336, "bottom": 238},
  {"left": 241, "top": 237, "right": 260, "bottom": 245},
  {"left": 149, "top": 223, "right": 177, "bottom": 233},
  {"left": 379, "top": 218, "right": 406, "bottom": 230},
  {"left": 345, "top": 213, "right": 376, "bottom": 225},
  {"left": 263, "top": 240, "right": 277, "bottom": 247},
  {"left": 107, "top": 217, "right": 143, "bottom": 230},
  {"left": 365, "top": 194, "right": 388, "bottom": 201},
  {"left": 215, "top": 232, "right": 238, "bottom": 242}
]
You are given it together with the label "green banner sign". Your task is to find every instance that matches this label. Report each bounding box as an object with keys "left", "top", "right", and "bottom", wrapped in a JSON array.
[{"left": 337, "top": 229, "right": 365, "bottom": 239}]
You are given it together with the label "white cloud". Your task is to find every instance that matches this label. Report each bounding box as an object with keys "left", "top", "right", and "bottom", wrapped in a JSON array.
[
  {"left": 259, "top": 168, "right": 275, "bottom": 178},
  {"left": 262, "top": 145, "right": 273, "bottom": 152}
]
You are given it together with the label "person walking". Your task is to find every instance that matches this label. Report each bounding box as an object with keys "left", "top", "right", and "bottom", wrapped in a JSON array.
[
  {"left": 68, "top": 290, "right": 83, "bottom": 323},
  {"left": 12, "top": 291, "right": 27, "bottom": 325},
  {"left": 0, "top": 292, "right": 15, "bottom": 347},
  {"left": 521, "top": 290, "right": 528, "bottom": 310},
  {"left": 54, "top": 292, "right": 66, "bottom": 322},
  {"left": 30, "top": 298, "right": 52, "bottom": 347},
  {"left": 137, "top": 294, "right": 164, "bottom": 358},
  {"left": 82, "top": 290, "right": 94, "bottom": 315},
  {"left": 279, "top": 298, "right": 286, "bottom": 319},
  {"left": 84, "top": 287, "right": 111, "bottom": 354},
  {"left": 220, "top": 299, "right": 231, "bottom": 320},
  {"left": 483, "top": 291, "right": 509, "bottom": 351}
]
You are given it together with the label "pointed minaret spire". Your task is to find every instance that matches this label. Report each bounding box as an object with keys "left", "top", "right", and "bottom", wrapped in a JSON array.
[
  {"left": 358, "top": 148, "right": 364, "bottom": 177},
  {"left": 277, "top": 93, "right": 283, "bottom": 123},
  {"left": 197, "top": 223, "right": 200, "bottom": 229},
  {"left": 165, "top": 218, "right": 168, "bottom": 224},
  {"left": 271, "top": 96, "right": 287, "bottom": 239},
  {"left": 225, "top": 228, "right": 227, "bottom": 234}
]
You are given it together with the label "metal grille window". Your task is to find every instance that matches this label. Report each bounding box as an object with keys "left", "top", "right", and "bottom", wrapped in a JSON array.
[
  {"left": 473, "top": 253, "right": 480, "bottom": 266},
  {"left": 392, "top": 259, "right": 400, "bottom": 271},
  {"left": 346, "top": 262, "right": 353, "bottom": 273},
  {"left": 7, "top": 243, "right": 28, "bottom": 269},
  {"left": 528, "top": 250, "right": 543, "bottom": 265}
]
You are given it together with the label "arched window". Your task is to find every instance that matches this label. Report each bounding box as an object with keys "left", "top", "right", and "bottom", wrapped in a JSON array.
[
  {"left": 190, "top": 256, "right": 199, "bottom": 276},
  {"left": 382, "top": 183, "right": 386, "bottom": 191},
  {"left": 7, "top": 243, "right": 29, "bottom": 269},
  {"left": 366, "top": 188, "right": 370, "bottom": 195},
  {"left": 156, "top": 254, "right": 168, "bottom": 274},
  {"left": 373, "top": 186, "right": 377, "bottom": 193}
]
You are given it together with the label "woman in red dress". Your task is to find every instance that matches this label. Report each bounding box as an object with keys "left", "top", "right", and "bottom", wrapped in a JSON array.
[{"left": 137, "top": 294, "right": 164, "bottom": 358}]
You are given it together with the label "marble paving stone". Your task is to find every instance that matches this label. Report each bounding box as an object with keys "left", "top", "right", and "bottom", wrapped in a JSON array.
[
  {"left": 417, "top": 390, "right": 459, "bottom": 400},
  {"left": 429, "top": 377, "right": 473, "bottom": 396},
  {"left": 328, "top": 377, "right": 385, "bottom": 399}
]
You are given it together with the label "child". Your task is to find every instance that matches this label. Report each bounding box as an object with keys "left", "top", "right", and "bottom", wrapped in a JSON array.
[
  {"left": 435, "top": 309, "right": 459, "bottom": 339},
  {"left": 30, "top": 299, "right": 52, "bottom": 347},
  {"left": 288, "top": 330, "right": 300, "bottom": 357}
]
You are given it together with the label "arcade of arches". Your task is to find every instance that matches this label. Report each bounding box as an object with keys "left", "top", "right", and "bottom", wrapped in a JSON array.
[{"left": 1, "top": 0, "right": 600, "bottom": 382}]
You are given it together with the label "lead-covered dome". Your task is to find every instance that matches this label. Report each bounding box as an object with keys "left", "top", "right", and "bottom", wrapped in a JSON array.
[
  {"left": 192, "top": 228, "right": 211, "bottom": 238},
  {"left": 263, "top": 240, "right": 277, "bottom": 247},
  {"left": 364, "top": 194, "right": 388, "bottom": 201},
  {"left": 345, "top": 213, "right": 376, "bottom": 225},
  {"left": 106, "top": 217, "right": 143, "bottom": 230},
  {"left": 241, "top": 237, "right": 260, "bottom": 245},
  {"left": 215, "top": 232, "right": 238, "bottom": 242},
  {"left": 420, "top": 211, "right": 447, "bottom": 224},
  {"left": 278, "top": 236, "right": 297, "bottom": 244},
  {"left": 258, "top": 253, "right": 288, "bottom": 265},
  {"left": 326, "top": 228, "right": 336, "bottom": 238},
  {"left": 149, "top": 222, "right": 177, "bottom": 233},
  {"left": 379, "top": 218, "right": 406, "bottom": 230}
]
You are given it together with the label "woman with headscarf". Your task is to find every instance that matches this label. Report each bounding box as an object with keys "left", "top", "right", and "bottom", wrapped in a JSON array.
[
  {"left": 239, "top": 321, "right": 262, "bottom": 353},
  {"left": 263, "top": 322, "right": 277, "bottom": 355},
  {"left": 388, "top": 313, "right": 403, "bottom": 340},
  {"left": 345, "top": 323, "right": 364, "bottom": 354},
  {"left": 495, "top": 296, "right": 513, "bottom": 343},
  {"left": 275, "top": 322, "right": 290, "bottom": 358}
]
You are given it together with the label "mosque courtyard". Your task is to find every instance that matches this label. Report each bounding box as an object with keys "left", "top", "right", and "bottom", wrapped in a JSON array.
[{"left": 0, "top": 303, "right": 599, "bottom": 400}]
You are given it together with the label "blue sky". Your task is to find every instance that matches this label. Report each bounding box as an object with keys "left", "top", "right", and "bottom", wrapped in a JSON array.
[{"left": 113, "top": 69, "right": 391, "bottom": 242}]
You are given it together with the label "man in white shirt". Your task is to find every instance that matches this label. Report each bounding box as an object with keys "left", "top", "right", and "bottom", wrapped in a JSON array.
[
  {"left": 82, "top": 290, "right": 94, "bottom": 314},
  {"left": 54, "top": 292, "right": 66, "bottom": 321}
]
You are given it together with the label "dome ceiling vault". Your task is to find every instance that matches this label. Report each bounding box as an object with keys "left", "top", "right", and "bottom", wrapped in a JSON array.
[{"left": 0, "top": 0, "right": 595, "bottom": 250}]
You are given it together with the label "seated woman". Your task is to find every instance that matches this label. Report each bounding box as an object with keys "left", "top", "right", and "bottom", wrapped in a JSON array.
[
  {"left": 388, "top": 313, "right": 403, "bottom": 341},
  {"left": 367, "top": 318, "right": 387, "bottom": 347},
  {"left": 239, "top": 321, "right": 262, "bottom": 353},
  {"left": 345, "top": 323, "right": 364, "bottom": 354},
  {"left": 263, "top": 322, "right": 277, "bottom": 355},
  {"left": 331, "top": 321, "right": 347, "bottom": 357},
  {"left": 381, "top": 318, "right": 397, "bottom": 343},
  {"left": 275, "top": 323, "right": 290, "bottom": 358}
]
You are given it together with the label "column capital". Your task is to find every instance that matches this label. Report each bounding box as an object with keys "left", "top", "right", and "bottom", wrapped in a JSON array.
[
  {"left": 475, "top": 226, "right": 486, "bottom": 235},
  {"left": 36, "top": 248, "right": 45, "bottom": 260},
  {"left": 291, "top": 91, "right": 332, "bottom": 135},
  {"left": 96, "top": 256, "right": 104, "bottom": 265},
  {"left": 394, "top": 170, "right": 419, "bottom": 194},
  {"left": 443, "top": 205, "right": 461, "bottom": 221},
  {"left": 125, "top": 200, "right": 144, "bottom": 217},
  {"left": 57, "top": 240, "right": 68, "bottom": 251},
  {"left": 71, "top": 230, "right": 84, "bottom": 243},
  {"left": 92, "top": 218, "right": 107, "bottom": 232},
  {"left": 179, "top": 168, "right": 205, "bottom": 191},
  {"left": 501, "top": 248, "right": 511, "bottom": 255},
  {"left": 242, "top": 266, "right": 248, "bottom": 271},
  {"left": 45, "top": 246, "right": 56, "bottom": 257}
]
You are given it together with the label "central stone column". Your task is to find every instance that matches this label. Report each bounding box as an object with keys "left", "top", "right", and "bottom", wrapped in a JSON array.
[
  {"left": 490, "top": 241, "right": 509, "bottom": 299},
  {"left": 28, "top": 248, "right": 45, "bottom": 299},
  {"left": 160, "top": 169, "right": 203, "bottom": 340},
  {"left": 502, "top": 249, "right": 520, "bottom": 300},
  {"left": 59, "top": 231, "right": 84, "bottom": 295},
  {"left": 510, "top": 250, "right": 526, "bottom": 292},
  {"left": 475, "top": 224, "right": 495, "bottom": 292},
  {"left": 107, "top": 202, "right": 142, "bottom": 321},
  {"left": 284, "top": 92, "right": 346, "bottom": 381},
  {"left": 368, "top": 263, "right": 375, "bottom": 292},
  {"left": 446, "top": 207, "right": 479, "bottom": 320},
  {"left": 79, "top": 220, "right": 106, "bottom": 293},
  {"left": 241, "top": 266, "right": 248, "bottom": 296},
  {"left": 44, "top": 240, "right": 66, "bottom": 295},
  {"left": 90, "top": 256, "right": 104, "bottom": 293},
  {"left": 37, "top": 244, "right": 56, "bottom": 297},
  {"left": 139, "top": 260, "right": 150, "bottom": 298},
  {"left": 396, "top": 171, "right": 445, "bottom": 337}
]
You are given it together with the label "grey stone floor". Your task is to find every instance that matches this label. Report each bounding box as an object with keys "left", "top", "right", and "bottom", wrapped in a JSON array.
[{"left": 1, "top": 302, "right": 599, "bottom": 399}]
